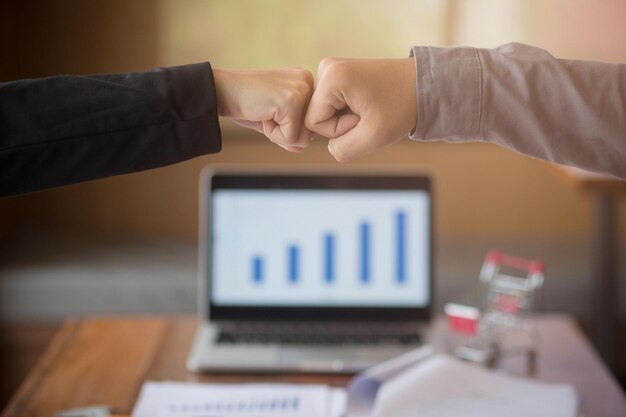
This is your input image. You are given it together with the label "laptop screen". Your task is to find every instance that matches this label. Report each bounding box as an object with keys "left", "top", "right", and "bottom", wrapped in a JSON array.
[{"left": 204, "top": 173, "right": 432, "bottom": 321}]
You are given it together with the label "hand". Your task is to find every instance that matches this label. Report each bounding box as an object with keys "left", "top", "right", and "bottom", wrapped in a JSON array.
[
  {"left": 213, "top": 68, "right": 315, "bottom": 152},
  {"left": 305, "top": 58, "right": 417, "bottom": 161}
]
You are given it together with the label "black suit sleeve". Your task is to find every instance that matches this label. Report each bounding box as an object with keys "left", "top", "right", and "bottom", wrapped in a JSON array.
[{"left": 0, "top": 62, "right": 222, "bottom": 196}]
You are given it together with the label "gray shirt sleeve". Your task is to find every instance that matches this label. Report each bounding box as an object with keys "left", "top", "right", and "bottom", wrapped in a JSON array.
[{"left": 410, "top": 43, "right": 626, "bottom": 179}]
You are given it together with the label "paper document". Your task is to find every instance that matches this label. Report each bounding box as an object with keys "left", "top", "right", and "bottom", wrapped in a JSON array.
[
  {"left": 346, "top": 345, "right": 434, "bottom": 417},
  {"left": 369, "top": 355, "right": 577, "bottom": 417},
  {"left": 132, "top": 348, "right": 577, "bottom": 417},
  {"left": 132, "top": 381, "right": 346, "bottom": 417}
]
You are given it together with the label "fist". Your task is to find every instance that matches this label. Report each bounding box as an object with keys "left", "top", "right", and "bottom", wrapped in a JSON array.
[
  {"left": 305, "top": 58, "right": 417, "bottom": 161},
  {"left": 214, "top": 68, "right": 315, "bottom": 152}
]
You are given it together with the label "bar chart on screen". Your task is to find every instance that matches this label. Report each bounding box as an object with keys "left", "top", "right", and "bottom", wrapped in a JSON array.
[
  {"left": 212, "top": 190, "right": 430, "bottom": 307},
  {"left": 248, "top": 210, "right": 408, "bottom": 287}
]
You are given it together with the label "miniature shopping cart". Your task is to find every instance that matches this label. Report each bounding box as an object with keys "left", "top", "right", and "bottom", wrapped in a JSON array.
[{"left": 444, "top": 250, "right": 545, "bottom": 372}]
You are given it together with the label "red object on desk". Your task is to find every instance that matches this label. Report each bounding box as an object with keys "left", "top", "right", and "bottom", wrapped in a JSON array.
[
  {"left": 445, "top": 303, "right": 479, "bottom": 335},
  {"left": 485, "top": 250, "right": 545, "bottom": 274}
]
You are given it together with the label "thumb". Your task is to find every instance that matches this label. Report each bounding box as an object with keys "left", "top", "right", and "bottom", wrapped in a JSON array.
[
  {"left": 231, "top": 119, "right": 264, "bottom": 134},
  {"left": 327, "top": 120, "right": 378, "bottom": 162},
  {"left": 305, "top": 83, "right": 360, "bottom": 138}
]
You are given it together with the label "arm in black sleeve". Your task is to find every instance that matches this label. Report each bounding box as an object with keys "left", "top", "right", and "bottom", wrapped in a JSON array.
[{"left": 0, "top": 62, "right": 222, "bottom": 196}]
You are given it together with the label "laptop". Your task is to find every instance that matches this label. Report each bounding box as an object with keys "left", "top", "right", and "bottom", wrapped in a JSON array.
[{"left": 187, "top": 170, "right": 433, "bottom": 373}]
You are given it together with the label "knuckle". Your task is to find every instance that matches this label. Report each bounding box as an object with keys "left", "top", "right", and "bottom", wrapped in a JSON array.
[
  {"left": 282, "top": 88, "right": 302, "bottom": 107},
  {"left": 297, "top": 80, "right": 313, "bottom": 98},
  {"left": 283, "top": 128, "right": 301, "bottom": 144},
  {"left": 332, "top": 62, "right": 351, "bottom": 82},
  {"left": 328, "top": 141, "right": 348, "bottom": 162},
  {"left": 319, "top": 57, "right": 347, "bottom": 78},
  {"left": 319, "top": 57, "right": 338, "bottom": 71},
  {"left": 288, "top": 67, "right": 314, "bottom": 88},
  {"left": 298, "top": 69, "right": 314, "bottom": 86},
  {"left": 304, "top": 117, "right": 316, "bottom": 131},
  {"left": 291, "top": 71, "right": 314, "bottom": 96}
]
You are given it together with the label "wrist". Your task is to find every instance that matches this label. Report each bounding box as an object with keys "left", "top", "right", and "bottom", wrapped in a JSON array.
[
  {"left": 212, "top": 68, "right": 237, "bottom": 118},
  {"left": 400, "top": 57, "right": 418, "bottom": 135}
]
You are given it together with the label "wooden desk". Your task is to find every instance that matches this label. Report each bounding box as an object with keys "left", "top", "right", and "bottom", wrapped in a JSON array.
[
  {"left": 2, "top": 316, "right": 625, "bottom": 417},
  {"left": 561, "top": 167, "right": 626, "bottom": 372}
]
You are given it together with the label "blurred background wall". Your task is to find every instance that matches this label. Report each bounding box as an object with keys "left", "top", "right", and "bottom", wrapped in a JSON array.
[
  {"left": 0, "top": 0, "right": 625, "bottom": 396},
  {"left": 1, "top": 0, "right": 625, "bottom": 242}
]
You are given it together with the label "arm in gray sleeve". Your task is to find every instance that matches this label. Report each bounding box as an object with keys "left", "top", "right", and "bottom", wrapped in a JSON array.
[{"left": 410, "top": 43, "right": 626, "bottom": 179}]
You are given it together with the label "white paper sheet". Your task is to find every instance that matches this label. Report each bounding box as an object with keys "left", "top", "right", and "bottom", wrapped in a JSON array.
[
  {"left": 132, "top": 381, "right": 344, "bottom": 417},
  {"left": 370, "top": 355, "right": 577, "bottom": 417},
  {"left": 329, "top": 388, "right": 348, "bottom": 417},
  {"left": 345, "top": 345, "right": 434, "bottom": 417},
  {"left": 132, "top": 349, "right": 577, "bottom": 417}
]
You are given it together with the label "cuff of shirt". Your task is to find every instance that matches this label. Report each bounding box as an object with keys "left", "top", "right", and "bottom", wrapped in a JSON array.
[
  {"left": 161, "top": 62, "right": 222, "bottom": 156},
  {"left": 409, "top": 46, "right": 482, "bottom": 142}
]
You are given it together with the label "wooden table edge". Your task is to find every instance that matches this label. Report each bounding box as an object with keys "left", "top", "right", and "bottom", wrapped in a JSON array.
[{"left": 2, "top": 319, "right": 82, "bottom": 417}]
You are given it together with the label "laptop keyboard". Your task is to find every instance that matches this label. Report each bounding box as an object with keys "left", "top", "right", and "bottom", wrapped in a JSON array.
[{"left": 216, "top": 323, "right": 421, "bottom": 346}]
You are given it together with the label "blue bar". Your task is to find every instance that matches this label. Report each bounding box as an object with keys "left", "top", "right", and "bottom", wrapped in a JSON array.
[
  {"left": 288, "top": 244, "right": 299, "bottom": 283},
  {"left": 396, "top": 211, "right": 406, "bottom": 284},
  {"left": 360, "top": 222, "right": 371, "bottom": 284},
  {"left": 252, "top": 256, "right": 263, "bottom": 284},
  {"left": 324, "top": 233, "right": 334, "bottom": 283}
]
